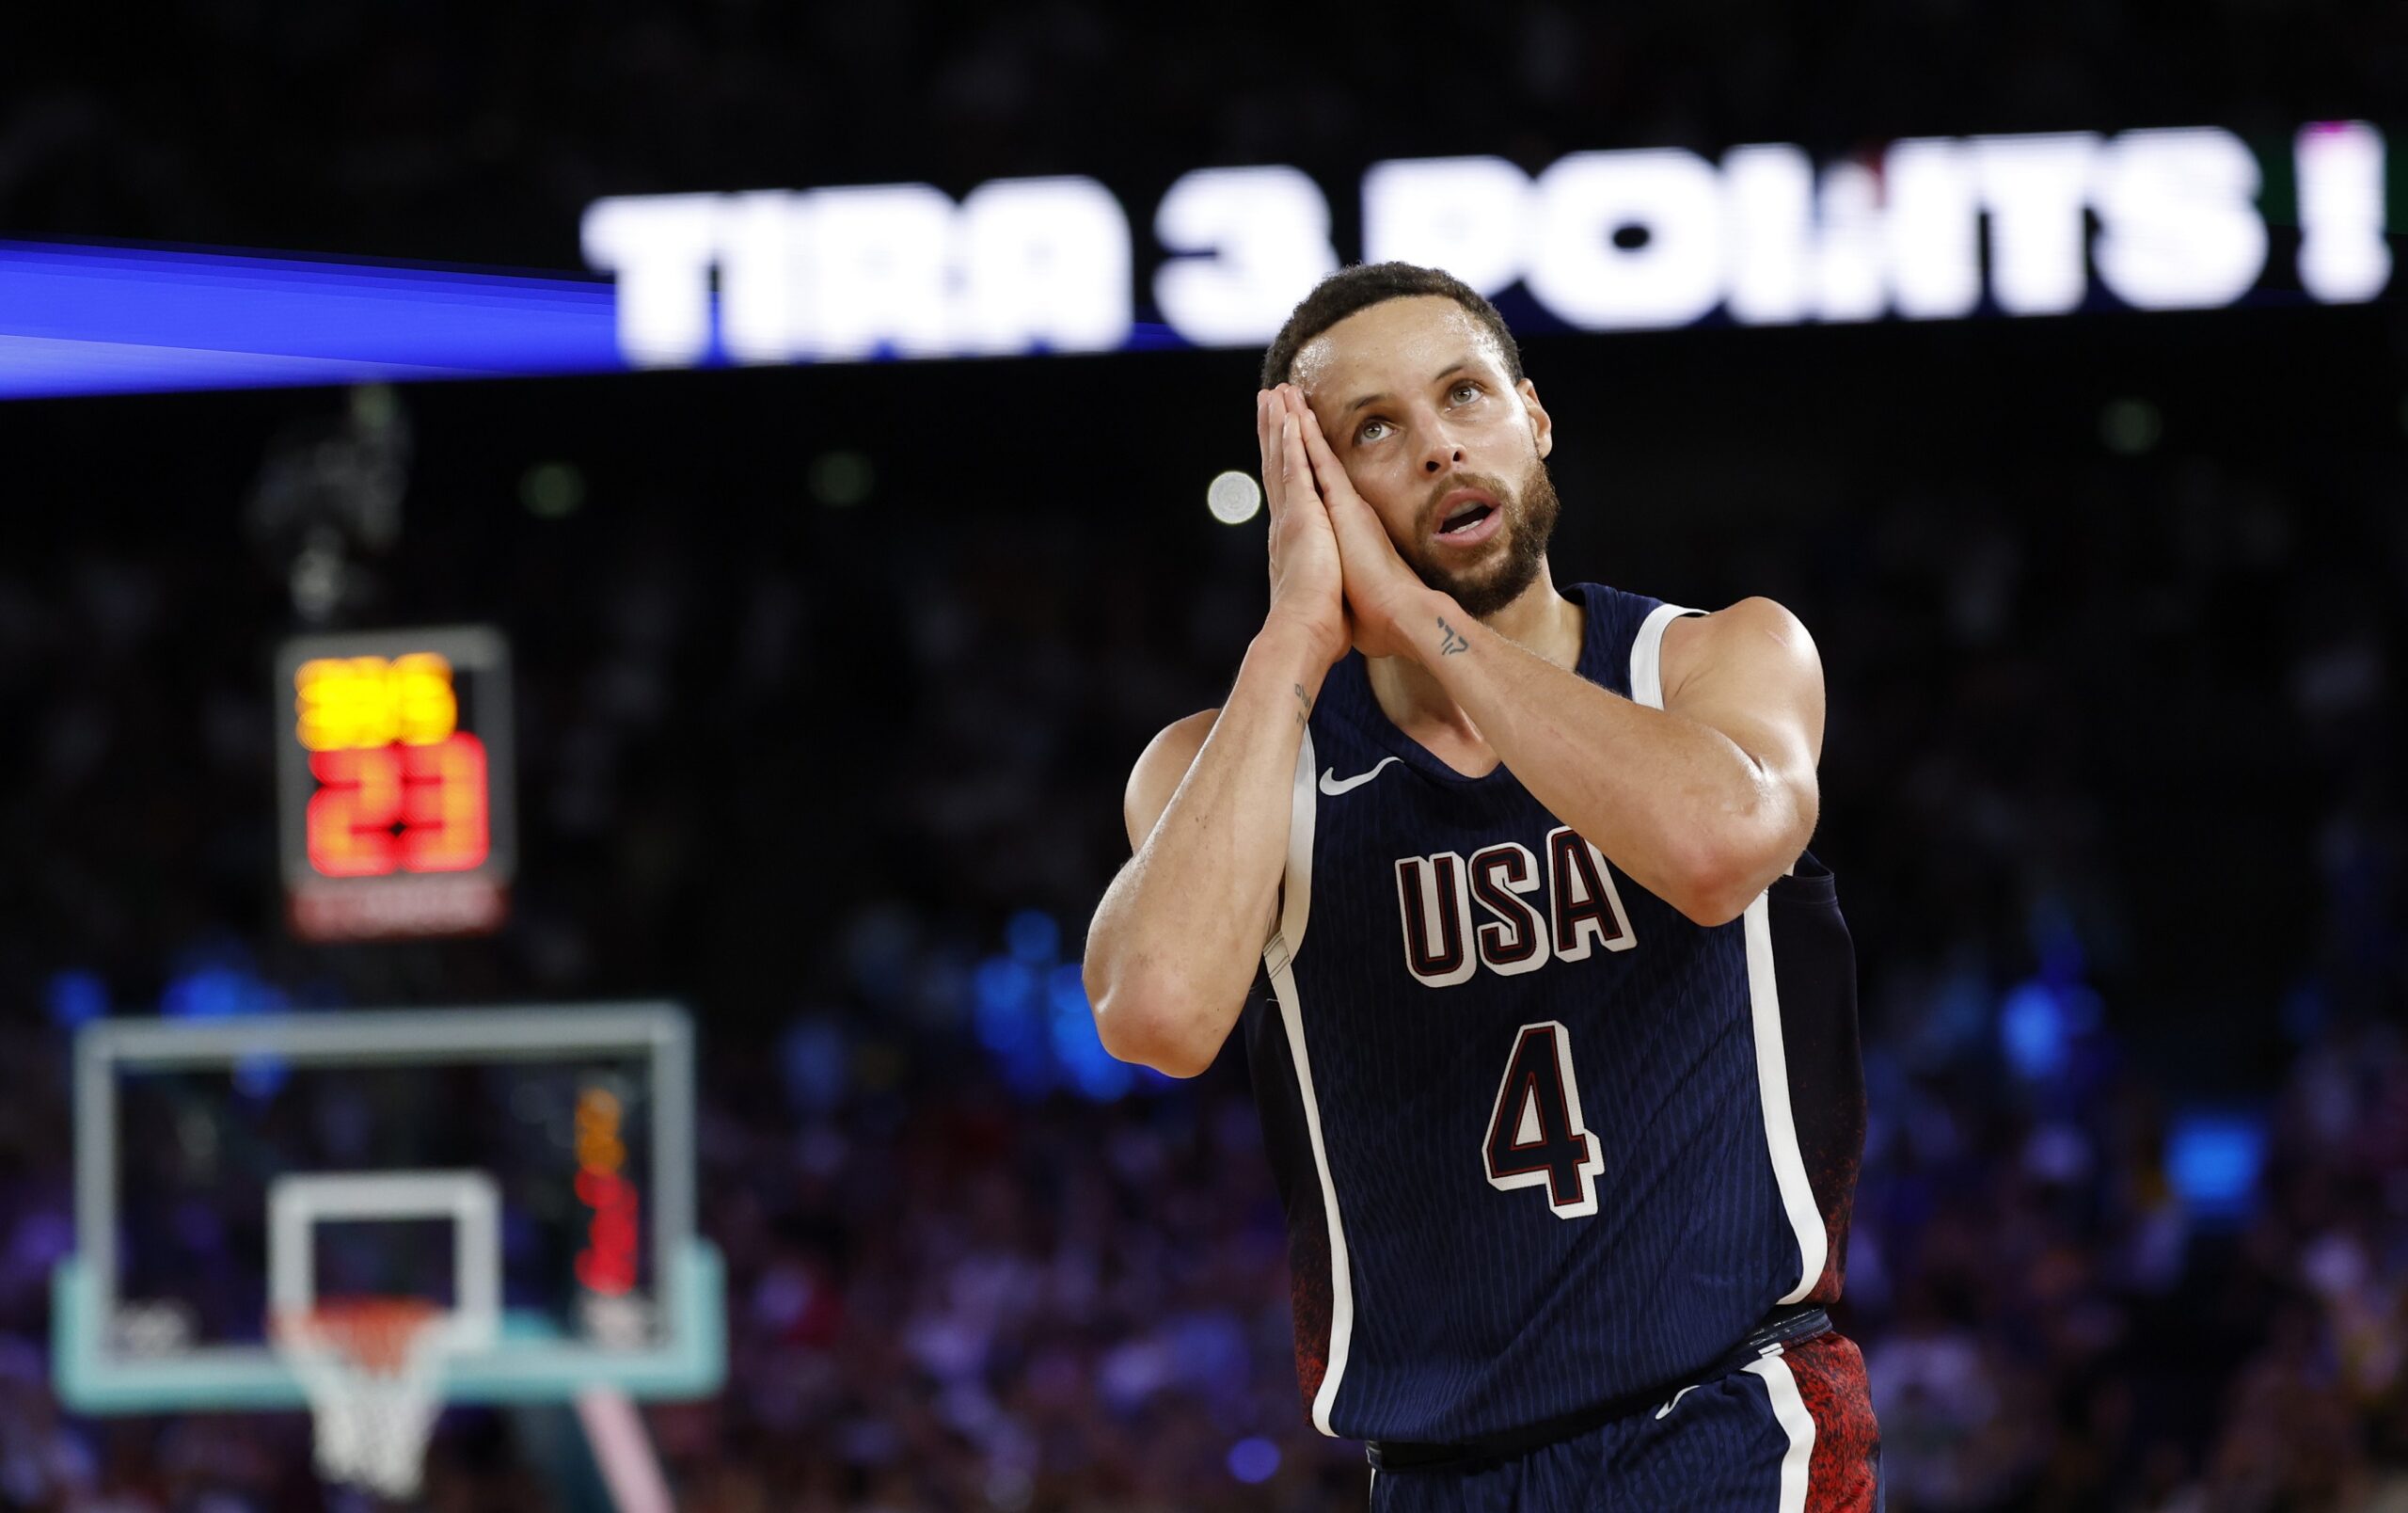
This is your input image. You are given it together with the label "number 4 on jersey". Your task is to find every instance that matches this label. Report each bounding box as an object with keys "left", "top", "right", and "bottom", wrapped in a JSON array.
[{"left": 1482, "top": 1021, "right": 1605, "bottom": 1218}]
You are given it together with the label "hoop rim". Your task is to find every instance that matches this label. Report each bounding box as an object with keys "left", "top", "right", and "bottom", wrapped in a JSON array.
[{"left": 271, "top": 1296, "right": 448, "bottom": 1377}]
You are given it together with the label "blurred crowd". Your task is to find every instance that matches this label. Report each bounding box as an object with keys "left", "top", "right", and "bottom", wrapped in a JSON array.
[{"left": 0, "top": 336, "right": 2397, "bottom": 1511}]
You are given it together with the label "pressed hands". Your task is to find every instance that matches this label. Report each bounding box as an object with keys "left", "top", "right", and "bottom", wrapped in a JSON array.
[{"left": 1256, "top": 383, "right": 1455, "bottom": 671}]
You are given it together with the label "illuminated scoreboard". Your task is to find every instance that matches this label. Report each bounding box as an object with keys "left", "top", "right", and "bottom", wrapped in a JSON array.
[{"left": 275, "top": 626, "right": 515, "bottom": 942}]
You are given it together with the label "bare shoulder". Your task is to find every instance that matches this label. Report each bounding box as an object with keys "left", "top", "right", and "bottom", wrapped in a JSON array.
[
  {"left": 1659, "top": 597, "right": 1821, "bottom": 705},
  {"left": 1122, "top": 709, "right": 1219, "bottom": 849}
]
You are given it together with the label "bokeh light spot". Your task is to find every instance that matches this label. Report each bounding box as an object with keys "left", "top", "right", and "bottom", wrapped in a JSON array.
[
  {"left": 809, "top": 451, "right": 876, "bottom": 507},
  {"left": 522, "top": 461, "right": 586, "bottom": 518},
  {"left": 1227, "top": 1436, "right": 1280, "bottom": 1484},
  {"left": 2099, "top": 397, "right": 2162, "bottom": 455},
  {"left": 1207, "top": 470, "right": 1262, "bottom": 524}
]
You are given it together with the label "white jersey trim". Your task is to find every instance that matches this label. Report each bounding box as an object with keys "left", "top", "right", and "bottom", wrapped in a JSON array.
[
  {"left": 1266, "top": 727, "right": 1315, "bottom": 966},
  {"left": 1633, "top": 598, "right": 1827, "bottom": 1304},
  {"left": 1745, "top": 893, "right": 1830, "bottom": 1303},
  {"left": 1262, "top": 728, "right": 1354, "bottom": 1437},
  {"left": 1744, "top": 1346, "right": 1817, "bottom": 1513},
  {"left": 1628, "top": 600, "right": 1701, "bottom": 711}
]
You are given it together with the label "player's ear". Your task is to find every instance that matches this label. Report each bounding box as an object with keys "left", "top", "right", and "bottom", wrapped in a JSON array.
[{"left": 1518, "top": 378, "right": 1553, "bottom": 460}]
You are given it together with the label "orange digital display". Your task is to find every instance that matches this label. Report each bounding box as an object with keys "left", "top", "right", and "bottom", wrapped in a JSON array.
[
  {"left": 277, "top": 628, "right": 514, "bottom": 942},
  {"left": 304, "top": 736, "right": 490, "bottom": 876},
  {"left": 294, "top": 652, "right": 461, "bottom": 752}
]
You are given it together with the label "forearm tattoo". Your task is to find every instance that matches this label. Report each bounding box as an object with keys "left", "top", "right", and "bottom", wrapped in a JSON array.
[
  {"left": 1436, "top": 617, "right": 1470, "bottom": 657},
  {"left": 1292, "top": 682, "right": 1313, "bottom": 726}
]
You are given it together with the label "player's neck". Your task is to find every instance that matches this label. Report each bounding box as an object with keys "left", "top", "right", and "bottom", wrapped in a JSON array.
[
  {"left": 1365, "top": 565, "right": 1581, "bottom": 755},
  {"left": 1477, "top": 564, "right": 1582, "bottom": 667}
]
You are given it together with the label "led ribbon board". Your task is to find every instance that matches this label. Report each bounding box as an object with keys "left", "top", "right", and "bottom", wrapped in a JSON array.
[
  {"left": 275, "top": 626, "right": 515, "bottom": 942},
  {"left": 585, "top": 125, "right": 2393, "bottom": 365},
  {"left": 0, "top": 122, "right": 2390, "bottom": 398}
]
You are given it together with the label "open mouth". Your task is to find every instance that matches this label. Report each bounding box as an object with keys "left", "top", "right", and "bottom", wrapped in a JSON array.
[{"left": 1435, "top": 494, "right": 1498, "bottom": 539}]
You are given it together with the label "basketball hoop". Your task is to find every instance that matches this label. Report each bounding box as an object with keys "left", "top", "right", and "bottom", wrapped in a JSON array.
[
  {"left": 271, "top": 1298, "right": 452, "bottom": 1499},
  {"left": 261, "top": 1171, "right": 503, "bottom": 1498}
]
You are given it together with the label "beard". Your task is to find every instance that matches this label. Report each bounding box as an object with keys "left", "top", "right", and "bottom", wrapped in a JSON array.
[{"left": 1398, "top": 457, "right": 1563, "bottom": 620}]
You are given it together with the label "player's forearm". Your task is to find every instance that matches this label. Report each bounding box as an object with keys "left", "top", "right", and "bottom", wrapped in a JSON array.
[
  {"left": 1084, "top": 621, "right": 1329, "bottom": 1075},
  {"left": 1407, "top": 592, "right": 1799, "bottom": 924}
]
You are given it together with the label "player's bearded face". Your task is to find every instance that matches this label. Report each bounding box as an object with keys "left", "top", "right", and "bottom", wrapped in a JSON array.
[
  {"left": 1391, "top": 454, "right": 1562, "bottom": 620},
  {"left": 1294, "top": 297, "right": 1564, "bottom": 621}
]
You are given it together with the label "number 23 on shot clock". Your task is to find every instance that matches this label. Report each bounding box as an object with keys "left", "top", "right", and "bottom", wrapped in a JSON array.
[{"left": 274, "top": 626, "right": 516, "bottom": 943}]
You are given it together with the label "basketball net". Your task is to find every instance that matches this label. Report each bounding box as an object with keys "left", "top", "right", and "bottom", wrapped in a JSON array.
[{"left": 271, "top": 1298, "right": 451, "bottom": 1500}]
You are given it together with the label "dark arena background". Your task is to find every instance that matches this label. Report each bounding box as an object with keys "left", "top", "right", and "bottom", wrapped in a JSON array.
[{"left": 3, "top": 6, "right": 2405, "bottom": 1510}]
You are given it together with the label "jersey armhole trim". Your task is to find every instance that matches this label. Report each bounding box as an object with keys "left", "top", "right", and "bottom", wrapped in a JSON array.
[
  {"left": 1260, "top": 725, "right": 1354, "bottom": 1436},
  {"left": 1629, "top": 601, "right": 1703, "bottom": 711},
  {"left": 1265, "top": 726, "right": 1317, "bottom": 968},
  {"left": 1745, "top": 892, "right": 1833, "bottom": 1304}
]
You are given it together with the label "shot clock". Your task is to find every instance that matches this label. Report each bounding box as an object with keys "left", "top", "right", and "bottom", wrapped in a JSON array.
[{"left": 275, "top": 626, "right": 516, "bottom": 941}]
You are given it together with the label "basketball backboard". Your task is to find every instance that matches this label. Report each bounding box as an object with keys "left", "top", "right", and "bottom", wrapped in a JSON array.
[{"left": 53, "top": 1003, "right": 723, "bottom": 1413}]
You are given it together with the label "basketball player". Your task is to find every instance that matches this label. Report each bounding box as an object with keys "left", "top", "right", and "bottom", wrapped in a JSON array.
[{"left": 1081, "top": 263, "right": 1878, "bottom": 1508}]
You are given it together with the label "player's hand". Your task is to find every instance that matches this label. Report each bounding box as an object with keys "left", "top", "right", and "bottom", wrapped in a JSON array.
[
  {"left": 1259, "top": 386, "right": 1350, "bottom": 669},
  {"left": 1279, "top": 387, "right": 1439, "bottom": 664}
]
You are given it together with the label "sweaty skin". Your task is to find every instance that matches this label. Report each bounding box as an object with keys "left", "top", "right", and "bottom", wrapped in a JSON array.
[{"left": 1082, "top": 296, "right": 1824, "bottom": 1078}]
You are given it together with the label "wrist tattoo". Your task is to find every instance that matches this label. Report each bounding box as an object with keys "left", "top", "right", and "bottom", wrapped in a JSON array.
[
  {"left": 1436, "top": 617, "right": 1470, "bottom": 656},
  {"left": 1292, "top": 682, "right": 1313, "bottom": 726}
]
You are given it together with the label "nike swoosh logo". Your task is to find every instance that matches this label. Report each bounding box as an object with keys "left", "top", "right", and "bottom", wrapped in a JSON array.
[{"left": 1319, "top": 756, "right": 1401, "bottom": 796}]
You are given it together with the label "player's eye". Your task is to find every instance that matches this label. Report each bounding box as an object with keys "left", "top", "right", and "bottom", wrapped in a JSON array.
[
  {"left": 1450, "top": 381, "right": 1482, "bottom": 405},
  {"left": 1355, "top": 418, "right": 1391, "bottom": 444}
]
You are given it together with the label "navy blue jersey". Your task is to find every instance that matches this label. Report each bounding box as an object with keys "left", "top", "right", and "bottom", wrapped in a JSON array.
[{"left": 1243, "top": 581, "right": 1864, "bottom": 1444}]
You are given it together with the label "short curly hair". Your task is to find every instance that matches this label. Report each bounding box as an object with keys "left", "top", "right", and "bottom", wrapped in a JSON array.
[{"left": 1259, "top": 262, "right": 1525, "bottom": 390}]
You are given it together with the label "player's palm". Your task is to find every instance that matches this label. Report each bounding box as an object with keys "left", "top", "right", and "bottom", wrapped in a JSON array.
[
  {"left": 1259, "top": 388, "right": 1349, "bottom": 668},
  {"left": 1277, "top": 390, "right": 1425, "bottom": 662}
]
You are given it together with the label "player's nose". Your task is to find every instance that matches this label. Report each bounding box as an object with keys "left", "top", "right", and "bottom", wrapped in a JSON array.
[{"left": 1420, "top": 432, "right": 1467, "bottom": 475}]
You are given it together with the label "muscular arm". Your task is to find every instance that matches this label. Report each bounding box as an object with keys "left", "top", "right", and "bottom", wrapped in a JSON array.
[
  {"left": 1412, "top": 595, "right": 1823, "bottom": 926},
  {"left": 1082, "top": 393, "right": 1352, "bottom": 1076},
  {"left": 1079, "top": 627, "right": 1330, "bottom": 1076}
]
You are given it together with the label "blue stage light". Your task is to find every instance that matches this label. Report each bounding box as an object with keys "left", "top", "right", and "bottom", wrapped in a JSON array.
[
  {"left": 1227, "top": 1437, "right": 1280, "bottom": 1484},
  {"left": 44, "top": 970, "right": 107, "bottom": 1029},
  {"left": 2167, "top": 1111, "right": 2265, "bottom": 1222}
]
